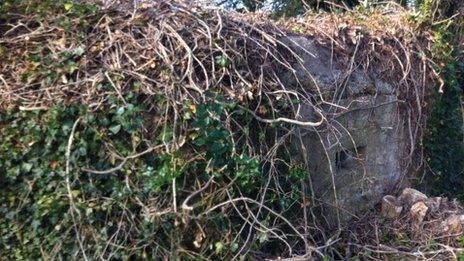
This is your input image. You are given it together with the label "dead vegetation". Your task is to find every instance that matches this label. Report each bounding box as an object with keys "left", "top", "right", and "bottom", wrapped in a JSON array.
[
  {"left": 0, "top": 0, "right": 462, "bottom": 259},
  {"left": 341, "top": 188, "right": 464, "bottom": 260}
]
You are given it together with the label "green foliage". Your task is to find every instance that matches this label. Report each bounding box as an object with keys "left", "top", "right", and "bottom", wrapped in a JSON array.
[
  {"left": 0, "top": 85, "right": 306, "bottom": 258},
  {"left": 1, "top": 1, "right": 301, "bottom": 252},
  {"left": 458, "top": 236, "right": 464, "bottom": 260},
  {"left": 7, "top": 0, "right": 463, "bottom": 259},
  {"left": 421, "top": 1, "right": 464, "bottom": 199},
  {"left": 1, "top": 0, "right": 99, "bottom": 17},
  {"left": 0, "top": 99, "right": 287, "bottom": 258},
  {"left": 219, "top": 0, "right": 265, "bottom": 12},
  {"left": 192, "top": 102, "right": 233, "bottom": 167},
  {"left": 215, "top": 54, "right": 231, "bottom": 68},
  {"left": 219, "top": 0, "right": 414, "bottom": 17},
  {"left": 0, "top": 106, "right": 98, "bottom": 259}
]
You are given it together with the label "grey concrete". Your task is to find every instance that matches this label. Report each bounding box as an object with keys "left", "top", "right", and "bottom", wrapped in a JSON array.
[{"left": 283, "top": 36, "right": 406, "bottom": 227}]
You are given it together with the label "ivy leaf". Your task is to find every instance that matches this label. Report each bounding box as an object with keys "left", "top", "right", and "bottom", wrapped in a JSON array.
[
  {"left": 214, "top": 242, "right": 224, "bottom": 254},
  {"left": 31, "top": 220, "right": 41, "bottom": 230},
  {"left": 64, "top": 2, "right": 73, "bottom": 11},
  {"left": 73, "top": 46, "right": 85, "bottom": 56},
  {"left": 230, "top": 242, "right": 239, "bottom": 253},
  {"left": 109, "top": 124, "right": 121, "bottom": 134},
  {"left": 226, "top": 102, "right": 236, "bottom": 109},
  {"left": 116, "top": 107, "right": 125, "bottom": 115},
  {"left": 21, "top": 162, "right": 33, "bottom": 172},
  {"left": 258, "top": 232, "right": 268, "bottom": 243},
  {"left": 215, "top": 55, "right": 230, "bottom": 68}
]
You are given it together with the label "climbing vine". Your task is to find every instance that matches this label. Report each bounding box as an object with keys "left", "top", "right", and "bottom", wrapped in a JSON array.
[{"left": 1, "top": 0, "right": 463, "bottom": 259}]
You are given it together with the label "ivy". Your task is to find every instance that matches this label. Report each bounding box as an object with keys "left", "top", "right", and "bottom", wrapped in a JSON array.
[
  {"left": 421, "top": 2, "right": 464, "bottom": 198},
  {"left": 0, "top": 95, "right": 276, "bottom": 258}
]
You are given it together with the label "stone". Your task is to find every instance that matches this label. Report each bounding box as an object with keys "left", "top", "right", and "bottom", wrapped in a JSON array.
[
  {"left": 410, "top": 201, "right": 428, "bottom": 223},
  {"left": 399, "top": 188, "right": 428, "bottom": 207},
  {"left": 441, "top": 215, "right": 464, "bottom": 235},
  {"left": 381, "top": 195, "right": 403, "bottom": 219}
]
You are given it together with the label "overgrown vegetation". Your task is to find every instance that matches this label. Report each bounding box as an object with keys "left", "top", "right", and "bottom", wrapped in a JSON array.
[
  {"left": 220, "top": 0, "right": 414, "bottom": 16},
  {"left": 0, "top": 0, "right": 462, "bottom": 259},
  {"left": 0, "top": 1, "right": 315, "bottom": 258},
  {"left": 420, "top": 0, "right": 464, "bottom": 199},
  {"left": 0, "top": 102, "right": 281, "bottom": 258}
]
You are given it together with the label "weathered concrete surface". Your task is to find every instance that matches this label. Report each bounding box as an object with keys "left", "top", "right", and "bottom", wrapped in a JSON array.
[{"left": 284, "top": 36, "right": 406, "bottom": 227}]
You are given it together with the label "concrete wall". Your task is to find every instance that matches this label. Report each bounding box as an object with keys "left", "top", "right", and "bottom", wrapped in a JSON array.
[{"left": 283, "top": 36, "right": 407, "bottom": 227}]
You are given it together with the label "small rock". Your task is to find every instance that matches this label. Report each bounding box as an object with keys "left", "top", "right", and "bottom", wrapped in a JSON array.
[
  {"left": 441, "top": 215, "right": 464, "bottom": 235},
  {"left": 399, "top": 188, "right": 428, "bottom": 207},
  {"left": 410, "top": 201, "right": 428, "bottom": 223},
  {"left": 381, "top": 195, "right": 403, "bottom": 219}
]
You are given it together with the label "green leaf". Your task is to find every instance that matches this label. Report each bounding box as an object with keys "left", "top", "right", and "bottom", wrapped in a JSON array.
[
  {"left": 21, "top": 162, "right": 33, "bottom": 172},
  {"left": 64, "top": 2, "right": 73, "bottom": 11},
  {"left": 116, "top": 107, "right": 125, "bottom": 115},
  {"left": 109, "top": 124, "right": 121, "bottom": 134},
  {"left": 227, "top": 101, "right": 236, "bottom": 109},
  {"left": 31, "top": 220, "right": 41, "bottom": 230},
  {"left": 214, "top": 242, "right": 224, "bottom": 254},
  {"left": 258, "top": 232, "right": 268, "bottom": 243},
  {"left": 157, "top": 127, "right": 173, "bottom": 143},
  {"left": 215, "top": 55, "right": 230, "bottom": 68},
  {"left": 230, "top": 242, "right": 239, "bottom": 253},
  {"left": 73, "top": 46, "right": 85, "bottom": 56}
]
